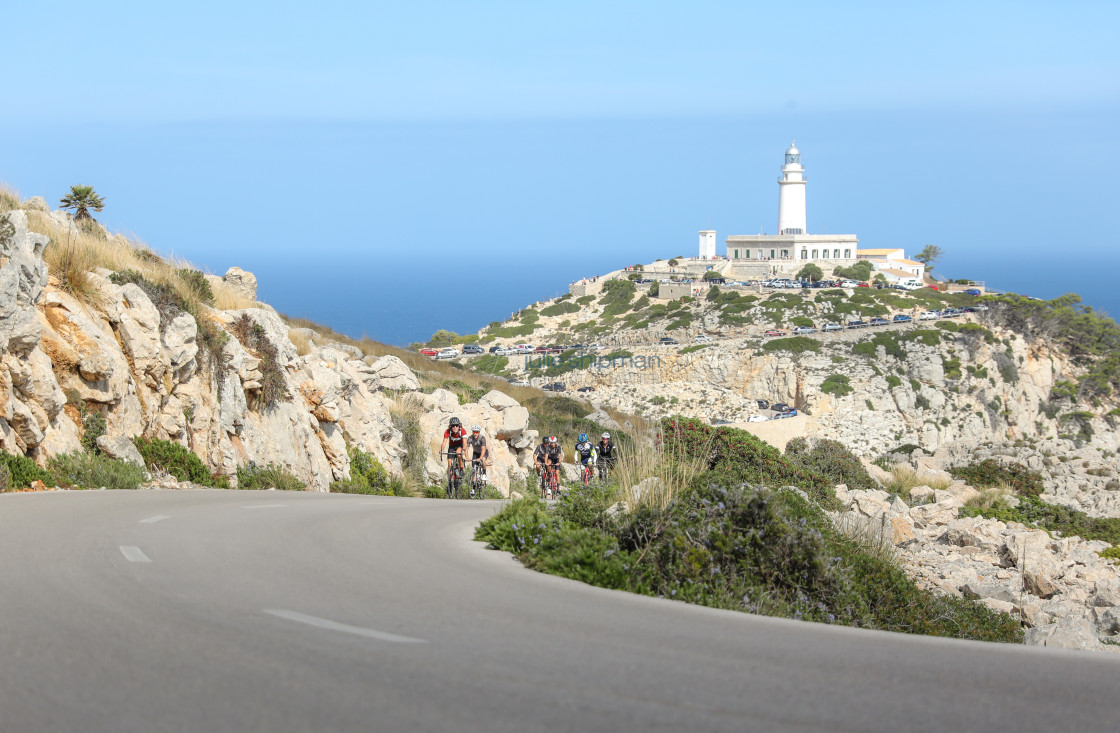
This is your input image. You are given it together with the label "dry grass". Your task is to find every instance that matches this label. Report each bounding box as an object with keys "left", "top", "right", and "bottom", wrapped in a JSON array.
[
  {"left": 212, "top": 279, "right": 258, "bottom": 310},
  {"left": 613, "top": 428, "right": 710, "bottom": 511},
  {"left": 833, "top": 509, "right": 898, "bottom": 562},
  {"left": 883, "top": 465, "right": 953, "bottom": 499},
  {"left": 0, "top": 183, "right": 20, "bottom": 213},
  {"left": 966, "top": 484, "right": 1017, "bottom": 512},
  {"left": 288, "top": 328, "right": 314, "bottom": 357}
]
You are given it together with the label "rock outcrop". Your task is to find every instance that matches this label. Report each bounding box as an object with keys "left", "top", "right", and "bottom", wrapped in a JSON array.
[{"left": 1, "top": 208, "right": 535, "bottom": 495}]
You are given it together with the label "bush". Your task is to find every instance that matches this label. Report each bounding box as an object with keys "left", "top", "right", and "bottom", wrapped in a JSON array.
[
  {"left": 80, "top": 410, "right": 107, "bottom": 453},
  {"left": 662, "top": 418, "right": 836, "bottom": 508},
  {"left": 0, "top": 450, "right": 53, "bottom": 489},
  {"left": 0, "top": 464, "right": 9, "bottom": 492},
  {"left": 763, "top": 336, "right": 820, "bottom": 354},
  {"left": 47, "top": 451, "right": 147, "bottom": 490},
  {"left": 478, "top": 483, "right": 1021, "bottom": 643},
  {"left": 950, "top": 459, "right": 1045, "bottom": 498},
  {"left": 177, "top": 268, "right": 215, "bottom": 306},
  {"left": 852, "top": 333, "right": 906, "bottom": 359},
  {"left": 238, "top": 462, "right": 306, "bottom": 491},
  {"left": 330, "top": 447, "right": 411, "bottom": 496},
  {"left": 785, "top": 437, "right": 877, "bottom": 492},
  {"left": 540, "top": 301, "right": 581, "bottom": 317},
  {"left": 135, "top": 437, "right": 228, "bottom": 487},
  {"left": 230, "top": 314, "right": 286, "bottom": 407},
  {"left": 820, "top": 374, "right": 853, "bottom": 396}
]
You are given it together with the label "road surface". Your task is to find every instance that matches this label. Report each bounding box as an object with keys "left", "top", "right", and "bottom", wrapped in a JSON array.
[{"left": 0, "top": 490, "right": 1114, "bottom": 732}]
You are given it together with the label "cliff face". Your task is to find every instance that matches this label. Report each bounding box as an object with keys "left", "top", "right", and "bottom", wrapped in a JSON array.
[{"left": 1, "top": 209, "right": 534, "bottom": 494}]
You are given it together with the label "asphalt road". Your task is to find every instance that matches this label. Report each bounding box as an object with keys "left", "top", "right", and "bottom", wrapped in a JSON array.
[{"left": 0, "top": 490, "right": 1115, "bottom": 733}]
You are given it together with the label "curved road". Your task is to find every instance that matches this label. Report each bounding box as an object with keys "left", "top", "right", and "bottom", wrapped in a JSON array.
[{"left": 0, "top": 490, "right": 1115, "bottom": 732}]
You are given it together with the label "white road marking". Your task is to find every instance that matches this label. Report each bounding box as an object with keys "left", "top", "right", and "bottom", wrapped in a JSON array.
[
  {"left": 119, "top": 546, "right": 152, "bottom": 563},
  {"left": 263, "top": 610, "right": 425, "bottom": 644},
  {"left": 241, "top": 504, "right": 287, "bottom": 509},
  {"left": 139, "top": 515, "right": 170, "bottom": 524}
]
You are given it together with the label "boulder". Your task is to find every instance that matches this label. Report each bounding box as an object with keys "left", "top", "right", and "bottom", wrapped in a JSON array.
[
  {"left": 96, "top": 435, "right": 146, "bottom": 468},
  {"left": 1024, "top": 567, "right": 1062, "bottom": 600},
  {"left": 496, "top": 406, "right": 529, "bottom": 440},
  {"left": 959, "top": 582, "right": 1020, "bottom": 605},
  {"left": 22, "top": 196, "right": 49, "bottom": 212},
  {"left": 368, "top": 355, "right": 420, "bottom": 392},
  {"left": 1023, "top": 617, "right": 1100, "bottom": 650},
  {"left": 890, "top": 516, "right": 915, "bottom": 545},
  {"left": 480, "top": 390, "right": 520, "bottom": 411},
  {"left": 223, "top": 267, "right": 258, "bottom": 302}
]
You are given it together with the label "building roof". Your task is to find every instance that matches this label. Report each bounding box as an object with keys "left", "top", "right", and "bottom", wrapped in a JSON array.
[
  {"left": 895, "top": 258, "right": 924, "bottom": 266},
  {"left": 857, "top": 248, "right": 905, "bottom": 255},
  {"left": 879, "top": 268, "right": 916, "bottom": 279}
]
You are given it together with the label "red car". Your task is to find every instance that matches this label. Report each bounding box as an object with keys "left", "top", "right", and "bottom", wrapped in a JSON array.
[
  {"left": 763, "top": 329, "right": 787, "bottom": 337},
  {"left": 419, "top": 348, "right": 438, "bottom": 356},
  {"left": 856, "top": 282, "right": 870, "bottom": 288}
]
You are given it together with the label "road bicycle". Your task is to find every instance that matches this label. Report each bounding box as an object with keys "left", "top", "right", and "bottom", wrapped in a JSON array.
[
  {"left": 580, "top": 461, "right": 595, "bottom": 487},
  {"left": 440, "top": 451, "right": 464, "bottom": 499},
  {"left": 597, "top": 459, "right": 614, "bottom": 487},
  {"left": 539, "top": 463, "right": 561, "bottom": 500},
  {"left": 468, "top": 459, "right": 488, "bottom": 500}
]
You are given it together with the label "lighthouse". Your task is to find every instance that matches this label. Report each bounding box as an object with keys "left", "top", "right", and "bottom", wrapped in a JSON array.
[{"left": 777, "top": 142, "right": 806, "bottom": 235}]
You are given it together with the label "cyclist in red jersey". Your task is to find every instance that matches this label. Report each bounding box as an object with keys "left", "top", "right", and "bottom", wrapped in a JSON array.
[{"left": 440, "top": 417, "right": 468, "bottom": 475}]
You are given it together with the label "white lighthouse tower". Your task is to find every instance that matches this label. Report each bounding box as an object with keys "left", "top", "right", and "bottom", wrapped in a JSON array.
[
  {"left": 698, "top": 229, "right": 716, "bottom": 259},
  {"left": 777, "top": 141, "right": 806, "bottom": 235}
]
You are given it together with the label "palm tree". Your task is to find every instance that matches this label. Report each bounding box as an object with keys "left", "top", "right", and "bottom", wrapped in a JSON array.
[{"left": 59, "top": 185, "right": 105, "bottom": 222}]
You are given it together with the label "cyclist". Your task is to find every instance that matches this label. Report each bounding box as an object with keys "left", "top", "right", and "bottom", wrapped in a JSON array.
[
  {"left": 466, "top": 425, "right": 488, "bottom": 495},
  {"left": 574, "top": 433, "right": 597, "bottom": 483},
  {"left": 543, "top": 435, "right": 563, "bottom": 498},
  {"left": 597, "top": 432, "right": 617, "bottom": 480},
  {"left": 440, "top": 417, "right": 468, "bottom": 477}
]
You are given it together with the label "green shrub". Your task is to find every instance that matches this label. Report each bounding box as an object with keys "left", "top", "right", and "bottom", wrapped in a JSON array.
[
  {"left": 820, "top": 374, "right": 853, "bottom": 396},
  {"left": 238, "top": 462, "right": 306, "bottom": 491},
  {"left": 900, "top": 329, "right": 941, "bottom": 347},
  {"left": 678, "top": 344, "right": 710, "bottom": 355},
  {"left": 785, "top": 437, "right": 877, "bottom": 492},
  {"left": 886, "top": 375, "right": 902, "bottom": 389},
  {"left": 0, "top": 464, "right": 9, "bottom": 492},
  {"left": 943, "top": 357, "right": 962, "bottom": 379},
  {"left": 852, "top": 333, "right": 906, "bottom": 359},
  {"left": 540, "top": 301, "right": 581, "bottom": 317},
  {"left": 472, "top": 354, "right": 510, "bottom": 376},
  {"left": 329, "top": 447, "right": 411, "bottom": 496},
  {"left": 909, "top": 378, "right": 921, "bottom": 391},
  {"left": 763, "top": 336, "right": 820, "bottom": 354},
  {"left": 47, "top": 451, "right": 147, "bottom": 490},
  {"left": 0, "top": 450, "right": 53, "bottom": 489},
  {"left": 135, "top": 437, "right": 228, "bottom": 487},
  {"left": 936, "top": 320, "right": 960, "bottom": 333},
  {"left": 950, "top": 459, "right": 1044, "bottom": 498},
  {"left": 1050, "top": 380, "right": 1078, "bottom": 401},
  {"left": 791, "top": 316, "right": 814, "bottom": 328},
  {"left": 177, "top": 268, "right": 215, "bottom": 306},
  {"left": 80, "top": 411, "right": 107, "bottom": 453}
]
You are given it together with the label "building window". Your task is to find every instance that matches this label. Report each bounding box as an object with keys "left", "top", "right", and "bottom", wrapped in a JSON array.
[
  {"left": 801, "top": 250, "right": 808, "bottom": 259},
  {"left": 844, "top": 249, "right": 851, "bottom": 259},
  {"left": 781, "top": 249, "right": 789, "bottom": 258},
  {"left": 833, "top": 249, "right": 840, "bottom": 258},
  {"left": 812, "top": 249, "right": 818, "bottom": 259},
  {"left": 770, "top": 249, "right": 776, "bottom": 259},
  {"left": 733, "top": 249, "right": 739, "bottom": 259}
]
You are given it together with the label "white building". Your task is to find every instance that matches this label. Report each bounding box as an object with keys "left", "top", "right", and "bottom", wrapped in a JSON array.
[
  {"left": 725, "top": 142, "right": 859, "bottom": 264},
  {"left": 698, "top": 229, "right": 717, "bottom": 259},
  {"left": 857, "top": 248, "right": 926, "bottom": 281}
]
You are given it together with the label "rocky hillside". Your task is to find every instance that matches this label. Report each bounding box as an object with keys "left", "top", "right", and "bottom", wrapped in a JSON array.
[
  {"left": 461, "top": 265, "right": 1120, "bottom": 517},
  {"left": 0, "top": 199, "right": 546, "bottom": 494}
]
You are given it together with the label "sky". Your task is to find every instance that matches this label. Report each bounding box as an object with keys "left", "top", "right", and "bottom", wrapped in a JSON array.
[{"left": 2, "top": 1, "right": 1118, "bottom": 343}]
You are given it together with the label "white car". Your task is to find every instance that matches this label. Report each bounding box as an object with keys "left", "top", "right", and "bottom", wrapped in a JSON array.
[
  {"left": 840, "top": 280, "right": 860, "bottom": 288},
  {"left": 509, "top": 379, "right": 530, "bottom": 387},
  {"left": 822, "top": 323, "right": 842, "bottom": 332},
  {"left": 747, "top": 414, "right": 768, "bottom": 423},
  {"left": 514, "top": 344, "right": 535, "bottom": 354},
  {"left": 694, "top": 335, "right": 714, "bottom": 343},
  {"left": 495, "top": 347, "right": 517, "bottom": 356},
  {"left": 792, "top": 326, "right": 817, "bottom": 335},
  {"left": 587, "top": 343, "right": 605, "bottom": 352},
  {"left": 919, "top": 311, "right": 940, "bottom": 320},
  {"left": 435, "top": 347, "right": 459, "bottom": 360}
]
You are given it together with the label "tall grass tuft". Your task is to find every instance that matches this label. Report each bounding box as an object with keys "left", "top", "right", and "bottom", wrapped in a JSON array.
[{"left": 613, "top": 428, "right": 710, "bottom": 511}]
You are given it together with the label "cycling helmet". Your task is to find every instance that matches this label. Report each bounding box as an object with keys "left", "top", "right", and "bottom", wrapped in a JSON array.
[
  {"left": 601, "top": 432, "right": 611, "bottom": 439},
  {"left": 471, "top": 425, "right": 481, "bottom": 432},
  {"left": 578, "top": 433, "right": 588, "bottom": 443},
  {"left": 449, "top": 417, "right": 461, "bottom": 426},
  {"left": 548, "top": 435, "right": 557, "bottom": 444}
]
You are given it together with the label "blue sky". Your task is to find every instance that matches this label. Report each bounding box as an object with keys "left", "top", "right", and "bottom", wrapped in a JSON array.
[{"left": 3, "top": 1, "right": 1118, "bottom": 343}]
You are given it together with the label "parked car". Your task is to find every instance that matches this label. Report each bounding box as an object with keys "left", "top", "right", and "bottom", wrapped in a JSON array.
[
  {"left": 509, "top": 379, "right": 530, "bottom": 387},
  {"left": 435, "top": 347, "right": 459, "bottom": 360},
  {"left": 659, "top": 337, "right": 679, "bottom": 345},
  {"left": 847, "top": 320, "right": 868, "bottom": 329},
  {"left": 892, "top": 314, "right": 912, "bottom": 323},
  {"left": 763, "top": 329, "right": 787, "bottom": 337},
  {"left": 772, "top": 408, "right": 799, "bottom": 419},
  {"left": 747, "top": 414, "right": 768, "bottom": 423},
  {"left": 542, "top": 382, "right": 565, "bottom": 392},
  {"left": 419, "top": 348, "right": 439, "bottom": 356},
  {"left": 792, "top": 326, "right": 817, "bottom": 335},
  {"left": 869, "top": 317, "right": 889, "bottom": 326},
  {"left": 587, "top": 343, "right": 605, "bottom": 352},
  {"left": 488, "top": 345, "right": 503, "bottom": 353},
  {"left": 942, "top": 308, "right": 961, "bottom": 318},
  {"left": 964, "top": 288, "right": 982, "bottom": 296},
  {"left": 918, "top": 311, "right": 940, "bottom": 320},
  {"left": 822, "top": 322, "right": 842, "bottom": 332},
  {"left": 576, "top": 386, "right": 595, "bottom": 393},
  {"left": 755, "top": 399, "right": 770, "bottom": 409},
  {"left": 975, "top": 304, "right": 990, "bottom": 311},
  {"left": 515, "top": 344, "right": 535, "bottom": 353},
  {"left": 771, "top": 403, "right": 792, "bottom": 413},
  {"left": 570, "top": 343, "right": 587, "bottom": 350},
  {"left": 856, "top": 282, "right": 870, "bottom": 288},
  {"left": 840, "top": 280, "right": 860, "bottom": 288},
  {"left": 694, "top": 335, "right": 714, "bottom": 343},
  {"left": 533, "top": 346, "right": 550, "bottom": 354},
  {"left": 495, "top": 347, "right": 517, "bottom": 356},
  {"left": 462, "top": 344, "right": 484, "bottom": 354}
]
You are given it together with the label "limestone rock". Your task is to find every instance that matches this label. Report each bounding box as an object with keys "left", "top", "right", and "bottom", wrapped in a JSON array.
[
  {"left": 96, "top": 435, "right": 146, "bottom": 467},
  {"left": 367, "top": 355, "right": 420, "bottom": 392},
  {"left": 1023, "top": 617, "right": 1101, "bottom": 650},
  {"left": 223, "top": 267, "right": 257, "bottom": 301}
]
